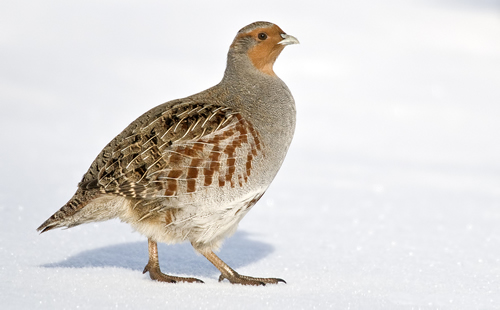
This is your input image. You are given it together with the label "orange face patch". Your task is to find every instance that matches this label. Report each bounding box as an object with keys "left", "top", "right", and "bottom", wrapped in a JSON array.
[{"left": 243, "top": 25, "right": 287, "bottom": 76}]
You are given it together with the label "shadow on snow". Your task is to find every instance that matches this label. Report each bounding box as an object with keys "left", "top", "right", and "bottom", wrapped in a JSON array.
[{"left": 40, "top": 231, "right": 275, "bottom": 278}]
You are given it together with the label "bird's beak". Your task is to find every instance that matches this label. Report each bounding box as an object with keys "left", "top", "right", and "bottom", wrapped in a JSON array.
[{"left": 278, "top": 34, "right": 300, "bottom": 46}]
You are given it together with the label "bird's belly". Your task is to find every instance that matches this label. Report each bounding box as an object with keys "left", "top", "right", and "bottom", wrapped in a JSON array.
[{"left": 124, "top": 188, "right": 265, "bottom": 251}]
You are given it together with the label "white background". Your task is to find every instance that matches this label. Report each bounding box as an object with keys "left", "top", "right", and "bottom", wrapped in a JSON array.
[{"left": 1, "top": 0, "right": 499, "bottom": 309}]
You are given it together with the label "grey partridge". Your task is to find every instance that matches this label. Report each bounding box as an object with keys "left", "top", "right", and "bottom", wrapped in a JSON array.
[{"left": 38, "top": 21, "right": 299, "bottom": 285}]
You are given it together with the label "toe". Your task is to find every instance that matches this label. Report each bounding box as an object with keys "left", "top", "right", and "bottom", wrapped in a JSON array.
[{"left": 220, "top": 273, "right": 284, "bottom": 286}]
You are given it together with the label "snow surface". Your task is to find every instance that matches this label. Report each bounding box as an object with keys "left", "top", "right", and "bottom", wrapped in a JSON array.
[{"left": 1, "top": 0, "right": 500, "bottom": 309}]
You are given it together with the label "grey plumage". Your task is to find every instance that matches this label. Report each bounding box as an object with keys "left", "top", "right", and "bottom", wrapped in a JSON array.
[{"left": 38, "top": 21, "right": 298, "bottom": 285}]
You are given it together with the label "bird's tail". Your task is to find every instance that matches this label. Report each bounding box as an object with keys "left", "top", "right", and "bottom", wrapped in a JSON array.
[{"left": 37, "top": 189, "right": 97, "bottom": 233}]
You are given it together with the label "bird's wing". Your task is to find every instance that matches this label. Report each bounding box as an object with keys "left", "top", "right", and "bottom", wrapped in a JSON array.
[{"left": 78, "top": 101, "right": 263, "bottom": 199}]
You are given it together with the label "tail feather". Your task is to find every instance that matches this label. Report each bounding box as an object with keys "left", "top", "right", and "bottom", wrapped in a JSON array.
[
  {"left": 37, "top": 221, "right": 62, "bottom": 234},
  {"left": 37, "top": 189, "right": 96, "bottom": 233}
]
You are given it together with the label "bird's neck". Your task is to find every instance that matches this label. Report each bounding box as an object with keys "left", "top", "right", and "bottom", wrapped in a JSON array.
[{"left": 222, "top": 50, "right": 277, "bottom": 83}]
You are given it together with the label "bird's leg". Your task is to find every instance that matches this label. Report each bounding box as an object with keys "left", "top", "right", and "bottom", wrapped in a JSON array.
[
  {"left": 201, "top": 250, "right": 285, "bottom": 286},
  {"left": 143, "top": 238, "right": 203, "bottom": 283}
]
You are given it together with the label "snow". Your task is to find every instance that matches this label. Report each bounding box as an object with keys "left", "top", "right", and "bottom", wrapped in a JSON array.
[{"left": 1, "top": 0, "right": 500, "bottom": 309}]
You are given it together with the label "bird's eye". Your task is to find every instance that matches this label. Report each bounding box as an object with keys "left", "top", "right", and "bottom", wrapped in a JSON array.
[{"left": 258, "top": 32, "right": 268, "bottom": 40}]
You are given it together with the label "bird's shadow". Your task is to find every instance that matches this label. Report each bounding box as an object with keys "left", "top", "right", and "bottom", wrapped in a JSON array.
[{"left": 41, "top": 231, "right": 274, "bottom": 278}]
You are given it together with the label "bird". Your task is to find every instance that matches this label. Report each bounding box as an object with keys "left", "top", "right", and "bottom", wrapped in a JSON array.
[{"left": 37, "top": 21, "right": 299, "bottom": 286}]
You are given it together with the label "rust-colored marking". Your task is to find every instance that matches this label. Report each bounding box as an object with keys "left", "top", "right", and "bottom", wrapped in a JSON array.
[
  {"left": 165, "top": 208, "right": 178, "bottom": 225},
  {"left": 223, "top": 129, "right": 234, "bottom": 138},
  {"left": 187, "top": 158, "right": 202, "bottom": 178},
  {"left": 187, "top": 179, "right": 196, "bottom": 193},
  {"left": 246, "top": 154, "right": 253, "bottom": 177},
  {"left": 167, "top": 170, "right": 183, "bottom": 179},
  {"left": 206, "top": 134, "right": 223, "bottom": 145},
  {"left": 168, "top": 152, "right": 182, "bottom": 163},
  {"left": 226, "top": 166, "right": 236, "bottom": 182},
  {"left": 178, "top": 146, "right": 197, "bottom": 157},
  {"left": 209, "top": 157, "right": 220, "bottom": 171},
  {"left": 204, "top": 146, "right": 221, "bottom": 186},
  {"left": 164, "top": 169, "right": 182, "bottom": 196},
  {"left": 248, "top": 125, "right": 262, "bottom": 151},
  {"left": 204, "top": 171, "right": 213, "bottom": 187},
  {"left": 224, "top": 144, "right": 236, "bottom": 156},
  {"left": 235, "top": 117, "right": 249, "bottom": 143},
  {"left": 165, "top": 179, "right": 177, "bottom": 196},
  {"left": 227, "top": 158, "right": 236, "bottom": 167},
  {"left": 186, "top": 158, "right": 202, "bottom": 193},
  {"left": 226, "top": 152, "right": 236, "bottom": 185},
  {"left": 165, "top": 113, "right": 264, "bottom": 191},
  {"left": 192, "top": 143, "right": 205, "bottom": 152}
]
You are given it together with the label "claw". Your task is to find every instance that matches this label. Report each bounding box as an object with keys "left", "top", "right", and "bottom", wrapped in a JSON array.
[
  {"left": 144, "top": 264, "right": 204, "bottom": 283},
  {"left": 217, "top": 272, "right": 284, "bottom": 286}
]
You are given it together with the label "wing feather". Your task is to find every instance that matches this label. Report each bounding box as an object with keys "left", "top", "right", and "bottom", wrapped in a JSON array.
[{"left": 78, "top": 101, "right": 262, "bottom": 200}]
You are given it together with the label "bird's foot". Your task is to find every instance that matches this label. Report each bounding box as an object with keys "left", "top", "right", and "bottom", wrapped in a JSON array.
[
  {"left": 143, "top": 263, "right": 203, "bottom": 283},
  {"left": 218, "top": 272, "right": 286, "bottom": 286}
]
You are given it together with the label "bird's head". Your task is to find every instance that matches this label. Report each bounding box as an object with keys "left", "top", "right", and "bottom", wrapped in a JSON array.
[{"left": 229, "top": 21, "right": 299, "bottom": 76}]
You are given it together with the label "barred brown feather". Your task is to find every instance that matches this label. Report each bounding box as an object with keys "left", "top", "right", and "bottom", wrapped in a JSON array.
[{"left": 37, "top": 102, "right": 262, "bottom": 232}]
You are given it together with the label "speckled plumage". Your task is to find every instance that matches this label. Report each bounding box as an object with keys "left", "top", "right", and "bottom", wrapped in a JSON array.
[{"left": 38, "top": 21, "right": 299, "bottom": 285}]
